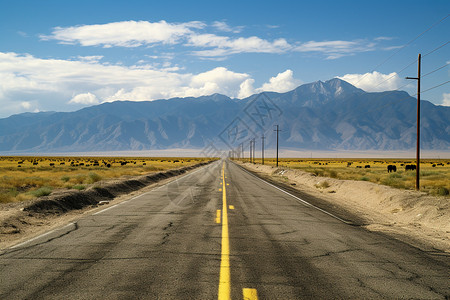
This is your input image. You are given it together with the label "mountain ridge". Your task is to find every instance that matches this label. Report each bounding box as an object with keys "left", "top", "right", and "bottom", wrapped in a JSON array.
[{"left": 1, "top": 78, "right": 449, "bottom": 153}]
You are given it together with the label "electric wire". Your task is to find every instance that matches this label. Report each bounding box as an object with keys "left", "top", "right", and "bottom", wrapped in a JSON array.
[{"left": 353, "top": 14, "right": 449, "bottom": 86}]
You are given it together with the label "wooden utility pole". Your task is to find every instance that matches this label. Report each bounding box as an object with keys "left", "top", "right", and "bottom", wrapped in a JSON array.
[
  {"left": 252, "top": 138, "right": 256, "bottom": 164},
  {"left": 406, "top": 53, "right": 421, "bottom": 190},
  {"left": 274, "top": 125, "right": 280, "bottom": 167},
  {"left": 261, "top": 135, "right": 265, "bottom": 165}
]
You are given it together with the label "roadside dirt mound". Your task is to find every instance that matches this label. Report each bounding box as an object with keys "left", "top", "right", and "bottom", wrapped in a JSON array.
[
  {"left": 23, "top": 163, "right": 208, "bottom": 214},
  {"left": 239, "top": 162, "right": 450, "bottom": 253},
  {"left": 0, "top": 161, "right": 211, "bottom": 248}
]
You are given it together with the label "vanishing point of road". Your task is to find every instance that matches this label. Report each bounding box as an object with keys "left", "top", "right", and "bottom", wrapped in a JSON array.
[{"left": 1, "top": 160, "right": 449, "bottom": 299}]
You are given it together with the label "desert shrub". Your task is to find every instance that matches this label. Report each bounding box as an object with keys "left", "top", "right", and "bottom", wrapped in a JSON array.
[
  {"left": 381, "top": 177, "right": 406, "bottom": 189},
  {"left": 437, "top": 187, "right": 449, "bottom": 196},
  {"left": 327, "top": 170, "right": 338, "bottom": 178},
  {"left": 61, "top": 175, "right": 70, "bottom": 182},
  {"left": 360, "top": 176, "right": 370, "bottom": 181},
  {"left": 72, "top": 185, "right": 85, "bottom": 190},
  {"left": 315, "top": 181, "right": 330, "bottom": 189},
  {"left": 312, "top": 169, "right": 324, "bottom": 176},
  {"left": 88, "top": 172, "right": 102, "bottom": 183},
  {"left": 389, "top": 173, "right": 403, "bottom": 179},
  {"left": 0, "top": 188, "right": 19, "bottom": 203},
  {"left": 29, "top": 187, "right": 52, "bottom": 197},
  {"left": 74, "top": 174, "right": 86, "bottom": 184}
]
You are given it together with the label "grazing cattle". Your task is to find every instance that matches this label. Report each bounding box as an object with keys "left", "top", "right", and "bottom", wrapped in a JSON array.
[
  {"left": 364, "top": 165, "right": 370, "bottom": 168},
  {"left": 405, "top": 164, "right": 416, "bottom": 171},
  {"left": 387, "top": 165, "right": 397, "bottom": 173}
]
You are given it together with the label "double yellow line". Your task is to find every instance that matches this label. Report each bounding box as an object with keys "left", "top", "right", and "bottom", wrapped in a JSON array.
[{"left": 218, "top": 162, "right": 258, "bottom": 300}]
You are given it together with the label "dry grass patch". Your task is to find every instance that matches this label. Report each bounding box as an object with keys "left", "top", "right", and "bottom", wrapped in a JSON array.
[
  {"left": 242, "top": 158, "right": 450, "bottom": 196},
  {"left": 0, "top": 156, "right": 213, "bottom": 203}
]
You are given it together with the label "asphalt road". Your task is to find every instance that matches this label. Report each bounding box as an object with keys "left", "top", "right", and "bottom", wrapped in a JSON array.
[{"left": 1, "top": 160, "right": 449, "bottom": 299}]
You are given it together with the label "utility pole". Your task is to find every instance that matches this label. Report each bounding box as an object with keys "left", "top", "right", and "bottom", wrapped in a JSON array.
[
  {"left": 249, "top": 141, "right": 252, "bottom": 163},
  {"left": 406, "top": 53, "right": 421, "bottom": 190},
  {"left": 274, "top": 125, "right": 280, "bottom": 167},
  {"left": 241, "top": 143, "right": 244, "bottom": 161},
  {"left": 252, "top": 138, "right": 256, "bottom": 164},
  {"left": 261, "top": 135, "right": 265, "bottom": 165}
]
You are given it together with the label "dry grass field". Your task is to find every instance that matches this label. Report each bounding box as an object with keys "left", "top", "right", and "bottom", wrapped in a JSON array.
[
  {"left": 0, "top": 156, "right": 212, "bottom": 203},
  {"left": 244, "top": 158, "right": 450, "bottom": 197}
]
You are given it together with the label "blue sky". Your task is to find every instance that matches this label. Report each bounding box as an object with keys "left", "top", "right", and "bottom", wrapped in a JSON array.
[{"left": 0, "top": 0, "right": 448, "bottom": 118}]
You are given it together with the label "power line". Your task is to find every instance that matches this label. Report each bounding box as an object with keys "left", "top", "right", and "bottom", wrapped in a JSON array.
[
  {"left": 422, "top": 41, "right": 449, "bottom": 58},
  {"left": 421, "top": 80, "right": 450, "bottom": 94},
  {"left": 421, "top": 62, "right": 449, "bottom": 78},
  {"left": 372, "top": 40, "right": 449, "bottom": 89},
  {"left": 354, "top": 14, "right": 449, "bottom": 85}
]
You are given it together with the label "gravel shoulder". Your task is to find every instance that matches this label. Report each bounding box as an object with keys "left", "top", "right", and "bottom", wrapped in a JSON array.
[{"left": 237, "top": 162, "right": 449, "bottom": 254}]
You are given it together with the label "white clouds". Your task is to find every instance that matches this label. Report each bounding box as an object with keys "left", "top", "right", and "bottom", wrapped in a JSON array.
[
  {"left": 257, "top": 69, "right": 302, "bottom": 93},
  {"left": 188, "top": 67, "right": 249, "bottom": 94},
  {"left": 237, "top": 70, "right": 302, "bottom": 98},
  {"left": 39, "top": 20, "right": 395, "bottom": 60},
  {"left": 295, "top": 40, "right": 376, "bottom": 60},
  {"left": 0, "top": 52, "right": 305, "bottom": 116},
  {"left": 212, "top": 21, "right": 243, "bottom": 33},
  {"left": 238, "top": 79, "right": 255, "bottom": 99},
  {"left": 188, "top": 34, "right": 291, "bottom": 56},
  {"left": 77, "top": 55, "right": 103, "bottom": 63},
  {"left": 338, "top": 71, "right": 403, "bottom": 92},
  {"left": 69, "top": 92, "right": 99, "bottom": 105},
  {"left": 441, "top": 93, "right": 450, "bottom": 106},
  {"left": 41, "top": 20, "right": 205, "bottom": 47},
  {"left": 20, "top": 101, "right": 32, "bottom": 109}
]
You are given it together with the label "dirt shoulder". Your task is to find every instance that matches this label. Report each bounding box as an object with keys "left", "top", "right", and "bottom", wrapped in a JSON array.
[
  {"left": 236, "top": 162, "right": 449, "bottom": 254},
  {"left": 0, "top": 161, "right": 213, "bottom": 250}
]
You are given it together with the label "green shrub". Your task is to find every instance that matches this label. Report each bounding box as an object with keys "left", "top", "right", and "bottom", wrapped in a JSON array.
[
  {"left": 61, "top": 175, "right": 70, "bottom": 182},
  {"left": 72, "top": 185, "right": 85, "bottom": 190},
  {"left": 29, "top": 187, "right": 52, "bottom": 197},
  {"left": 74, "top": 174, "right": 86, "bottom": 184},
  {"left": 437, "top": 187, "right": 449, "bottom": 196},
  {"left": 360, "top": 176, "right": 370, "bottom": 181},
  {"left": 327, "top": 170, "right": 338, "bottom": 178},
  {"left": 88, "top": 172, "right": 102, "bottom": 183}
]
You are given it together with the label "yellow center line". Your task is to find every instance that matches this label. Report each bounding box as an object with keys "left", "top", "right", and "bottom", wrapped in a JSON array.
[
  {"left": 216, "top": 210, "right": 221, "bottom": 224},
  {"left": 218, "top": 162, "right": 231, "bottom": 300},
  {"left": 243, "top": 288, "right": 258, "bottom": 300}
]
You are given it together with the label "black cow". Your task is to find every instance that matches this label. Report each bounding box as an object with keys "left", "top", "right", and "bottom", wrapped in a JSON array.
[
  {"left": 387, "top": 165, "right": 397, "bottom": 173},
  {"left": 405, "top": 164, "right": 416, "bottom": 171}
]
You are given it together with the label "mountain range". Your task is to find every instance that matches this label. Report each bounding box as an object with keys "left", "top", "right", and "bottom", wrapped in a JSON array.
[{"left": 0, "top": 78, "right": 449, "bottom": 153}]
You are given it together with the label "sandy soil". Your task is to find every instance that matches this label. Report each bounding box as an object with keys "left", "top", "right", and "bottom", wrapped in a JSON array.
[
  {"left": 238, "top": 162, "right": 449, "bottom": 253},
  {"left": 0, "top": 162, "right": 211, "bottom": 250}
]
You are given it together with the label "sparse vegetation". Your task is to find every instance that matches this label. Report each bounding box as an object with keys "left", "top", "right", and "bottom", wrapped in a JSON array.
[
  {"left": 29, "top": 187, "right": 53, "bottom": 197},
  {"left": 72, "top": 185, "right": 85, "bottom": 190},
  {"left": 242, "top": 158, "right": 450, "bottom": 197},
  {"left": 0, "top": 156, "right": 213, "bottom": 203}
]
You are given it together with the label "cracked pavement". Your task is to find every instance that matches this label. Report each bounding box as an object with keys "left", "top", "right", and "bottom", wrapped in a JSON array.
[{"left": 0, "top": 160, "right": 449, "bottom": 299}]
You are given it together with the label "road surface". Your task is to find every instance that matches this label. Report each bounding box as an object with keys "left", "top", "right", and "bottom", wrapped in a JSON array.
[{"left": 1, "top": 160, "right": 449, "bottom": 299}]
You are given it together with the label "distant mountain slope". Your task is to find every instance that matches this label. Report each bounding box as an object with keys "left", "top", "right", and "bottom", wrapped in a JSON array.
[{"left": 0, "top": 78, "right": 449, "bottom": 152}]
